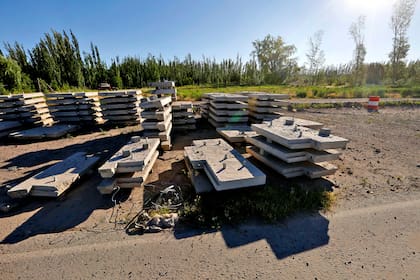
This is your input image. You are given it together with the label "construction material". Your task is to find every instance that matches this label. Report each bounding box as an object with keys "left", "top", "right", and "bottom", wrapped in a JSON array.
[
  {"left": 7, "top": 152, "right": 99, "bottom": 198},
  {"left": 140, "top": 96, "right": 173, "bottom": 150},
  {"left": 184, "top": 138, "right": 266, "bottom": 192},
  {"left": 46, "top": 92, "right": 103, "bottom": 125},
  {"left": 246, "top": 92, "right": 289, "bottom": 123},
  {"left": 99, "top": 90, "right": 142, "bottom": 126},
  {"left": 216, "top": 125, "right": 257, "bottom": 143},
  {"left": 8, "top": 124, "right": 78, "bottom": 140},
  {"left": 172, "top": 101, "right": 196, "bottom": 131},
  {"left": 150, "top": 80, "right": 177, "bottom": 101},
  {"left": 200, "top": 93, "right": 211, "bottom": 119},
  {"left": 207, "top": 93, "right": 248, "bottom": 127},
  {"left": 97, "top": 137, "right": 160, "bottom": 194},
  {"left": 246, "top": 118, "right": 348, "bottom": 179}
]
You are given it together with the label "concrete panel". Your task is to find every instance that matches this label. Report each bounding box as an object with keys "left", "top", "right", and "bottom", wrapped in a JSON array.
[
  {"left": 9, "top": 124, "right": 78, "bottom": 140},
  {"left": 184, "top": 138, "right": 266, "bottom": 191},
  {"left": 8, "top": 152, "right": 99, "bottom": 198},
  {"left": 140, "top": 96, "right": 172, "bottom": 109},
  {"left": 246, "top": 146, "right": 337, "bottom": 179},
  {"left": 251, "top": 122, "right": 348, "bottom": 150},
  {"left": 98, "top": 137, "right": 159, "bottom": 178},
  {"left": 216, "top": 126, "right": 257, "bottom": 143}
]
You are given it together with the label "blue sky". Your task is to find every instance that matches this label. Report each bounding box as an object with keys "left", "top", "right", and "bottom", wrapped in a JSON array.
[{"left": 1, "top": 0, "right": 419, "bottom": 66}]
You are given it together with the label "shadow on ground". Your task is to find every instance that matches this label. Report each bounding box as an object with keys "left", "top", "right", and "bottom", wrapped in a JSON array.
[
  {"left": 174, "top": 212, "right": 330, "bottom": 260},
  {"left": 0, "top": 133, "right": 138, "bottom": 244}
]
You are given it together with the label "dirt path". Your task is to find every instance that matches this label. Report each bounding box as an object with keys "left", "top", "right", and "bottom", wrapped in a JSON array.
[{"left": 1, "top": 197, "right": 419, "bottom": 279}]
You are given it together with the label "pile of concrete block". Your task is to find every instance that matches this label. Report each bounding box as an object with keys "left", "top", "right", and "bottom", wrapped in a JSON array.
[
  {"left": 208, "top": 93, "right": 248, "bottom": 127},
  {"left": 8, "top": 152, "right": 99, "bottom": 198},
  {"left": 150, "top": 81, "right": 177, "bottom": 101},
  {"left": 140, "top": 96, "right": 173, "bottom": 150},
  {"left": 199, "top": 93, "right": 211, "bottom": 119},
  {"left": 246, "top": 118, "right": 348, "bottom": 179},
  {"left": 184, "top": 138, "right": 266, "bottom": 193},
  {"left": 99, "top": 90, "right": 142, "bottom": 126},
  {"left": 0, "top": 93, "right": 54, "bottom": 137},
  {"left": 247, "top": 92, "right": 289, "bottom": 123},
  {"left": 172, "top": 101, "right": 196, "bottom": 131},
  {"left": 97, "top": 137, "right": 160, "bottom": 194},
  {"left": 46, "top": 92, "right": 103, "bottom": 125}
]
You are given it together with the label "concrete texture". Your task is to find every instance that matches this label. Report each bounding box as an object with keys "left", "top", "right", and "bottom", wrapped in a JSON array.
[
  {"left": 140, "top": 96, "right": 172, "bottom": 109},
  {"left": 184, "top": 138, "right": 266, "bottom": 191},
  {"left": 251, "top": 122, "right": 348, "bottom": 150},
  {"left": 247, "top": 146, "right": 337, "bottom": 179},
  {"left": 8, "top": 124, "right": 78, "bottom": 140},
  {"left": 216, "top": 126, "right": 257, "bottom": 143},
  {"left": 246, "top": 135, "right": 341, "bottom": 163},
  {"left": 97, "top": 150, "right": 159, "bottom": 194},
  {"left": 149, "top": 81, "right": 175, "bottom": 88},
  {"left": 98, "top": 137, "right": 160, "bottom": 178},
  {"left": 98, "top": 91, "right": 142, "bottom": 125},
  {"left": 7, "top": 152, "right": 99, "bottom": 198}
]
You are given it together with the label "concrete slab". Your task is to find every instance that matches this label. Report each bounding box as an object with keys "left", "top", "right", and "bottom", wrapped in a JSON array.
[
  {"left": 140, "top": 96, "right": 172, "bottom": 109},
  {"left": 8, "top": 124, "right": 78, "bottom": 140},
  {"left": 141, "top": 105, "right": 172, "bottom": 120},
  {"left": 184, "top": 156, "right": 214, "bottom": 193},
  {"left": 209, "top": 106, "right": 248, "bottom": 116},
  {"left": 8, "top": 152, "right": 99, "bottom": 198},
  {"left": 98, "top": 137, "right": 160, "bottom": 178},
  {"left": 142, "top": 114, "right": 172, "bottom": 131},
  {"left": 246, "top": 135, "right": 341, "bottom": 163},
  {"left": 210, "top": 101, "right": 247, "bottom": 110},
  {"left": 150, "top": 81, "right": 175, "bottom": 88},
  {"left": 209, "top": 94, "right": 248, "bottom": 102},
  {"left": 268, "top": 117, "right": 324, "bottom": 130},
  {"left": 184, "top": 138, "right": 266, "bottom": 191},
  {"left": 152, "top": 88, "right": 176, "bottom": 95},
  {"left": 209, "top": 113, "right": 248, "bottom": 123},
  {"left": 216, "top": 126, "right": 257, "bottom": 143},
  {"left": 246, "top": 146, "right": 337, "bottom": 179},
  {"left": 251, "top": 122, "right": 348, "bottom": 150}
]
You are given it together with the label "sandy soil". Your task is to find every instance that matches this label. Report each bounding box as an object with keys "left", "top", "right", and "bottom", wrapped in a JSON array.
[{"left": 0, "top": 107, "right": 419, "bottom": 279}]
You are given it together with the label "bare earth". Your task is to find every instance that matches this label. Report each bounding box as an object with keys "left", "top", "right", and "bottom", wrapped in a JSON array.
[{"left": 0, "top": 107, "right": 419, "bottom": 279}]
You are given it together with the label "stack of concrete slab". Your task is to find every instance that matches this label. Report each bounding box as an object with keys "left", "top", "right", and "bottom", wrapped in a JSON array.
[
  {"left": 150, "top": 81, "right": 177, "bottom": 101},
  {"left": 184, "top": 138, "right": 266, "bottom": 193},
  {"left": 140, "top": 96, "right": 173, "bottom": 150},
  {"left": 208, "top": 93, "right": 248, "bottom": 127},
  {"left": 246, "top": 118, "right": 348, "bottom": 179},
  {"left": 172, "top": 101, "right": 196, "bottom": 131},
  {"left": 46, "top": 92, "right": 103, "bottom": 125},
  {"left": 97, "top": 136, "right": 160, "bottom": 194},
  {"left": 247, "top": 92, "right": 290, "bottom": 123},
  {"left": 8, "top": 152, "right": 99, "bottom": 198},
  {"left": 200, "top": 93, "right": 211, "bottom": 119},
  {"left": 216, "top": 117, "right": 323, "bottom": 144},
  {"left": 99, "top": 90, "right": 142, "bottom": 126},
  {"left": 0, "top": 93, "right": 54, "bottom": 137}
]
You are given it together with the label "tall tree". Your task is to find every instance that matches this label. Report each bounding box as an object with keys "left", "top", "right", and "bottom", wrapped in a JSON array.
[
  {"left": 306, "top": 30, "right": 325, "bottom": 85},
  {"left": 251, "top": 35, "right": 298, "bottom": 84},
  {"left": 389, "top": 0, "right": 417, "bottom": 84},
  {"left": 349, "top": 16, "right": 367, "bottom": 86}
]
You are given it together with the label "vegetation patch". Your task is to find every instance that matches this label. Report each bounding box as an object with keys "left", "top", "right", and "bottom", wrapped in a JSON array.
[{"left": 180, "top": 184, "right": 334, "bottom": 228}]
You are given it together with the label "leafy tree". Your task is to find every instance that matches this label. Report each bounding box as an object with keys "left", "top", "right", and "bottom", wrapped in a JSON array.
[
  {"left": 389, "top": 0, "right": 417, "bottom": 84},
  {"left": 0, "top": 54, "right": 23, "bottom": 93},
  {"left": 349, "top": 16, "right": 367, "bottom": 86},
  {"left": 251, "top": 35, "right": 298, "bottom": 84}
]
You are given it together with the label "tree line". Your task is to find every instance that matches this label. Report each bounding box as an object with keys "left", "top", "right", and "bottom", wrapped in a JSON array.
[{"left": 0, "top": 0, "right": 418, "bottom": 94}]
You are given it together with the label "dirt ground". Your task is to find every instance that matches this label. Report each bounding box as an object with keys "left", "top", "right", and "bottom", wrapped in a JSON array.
[{"left": 0, "top": 106, "right": 419, "bottom": 277}]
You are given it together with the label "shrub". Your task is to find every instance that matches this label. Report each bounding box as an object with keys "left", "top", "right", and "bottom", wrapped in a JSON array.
[{"left": 296, "top": 90, "right": 307, "bottom": 98}]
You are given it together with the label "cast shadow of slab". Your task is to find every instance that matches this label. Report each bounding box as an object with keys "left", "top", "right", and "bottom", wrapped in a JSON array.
[
  {"left": 0, "top": 173, "right": 133, "bottom": 244},
  {"left": 174, "top": 212, "right": 329, "bottom": 260}
]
